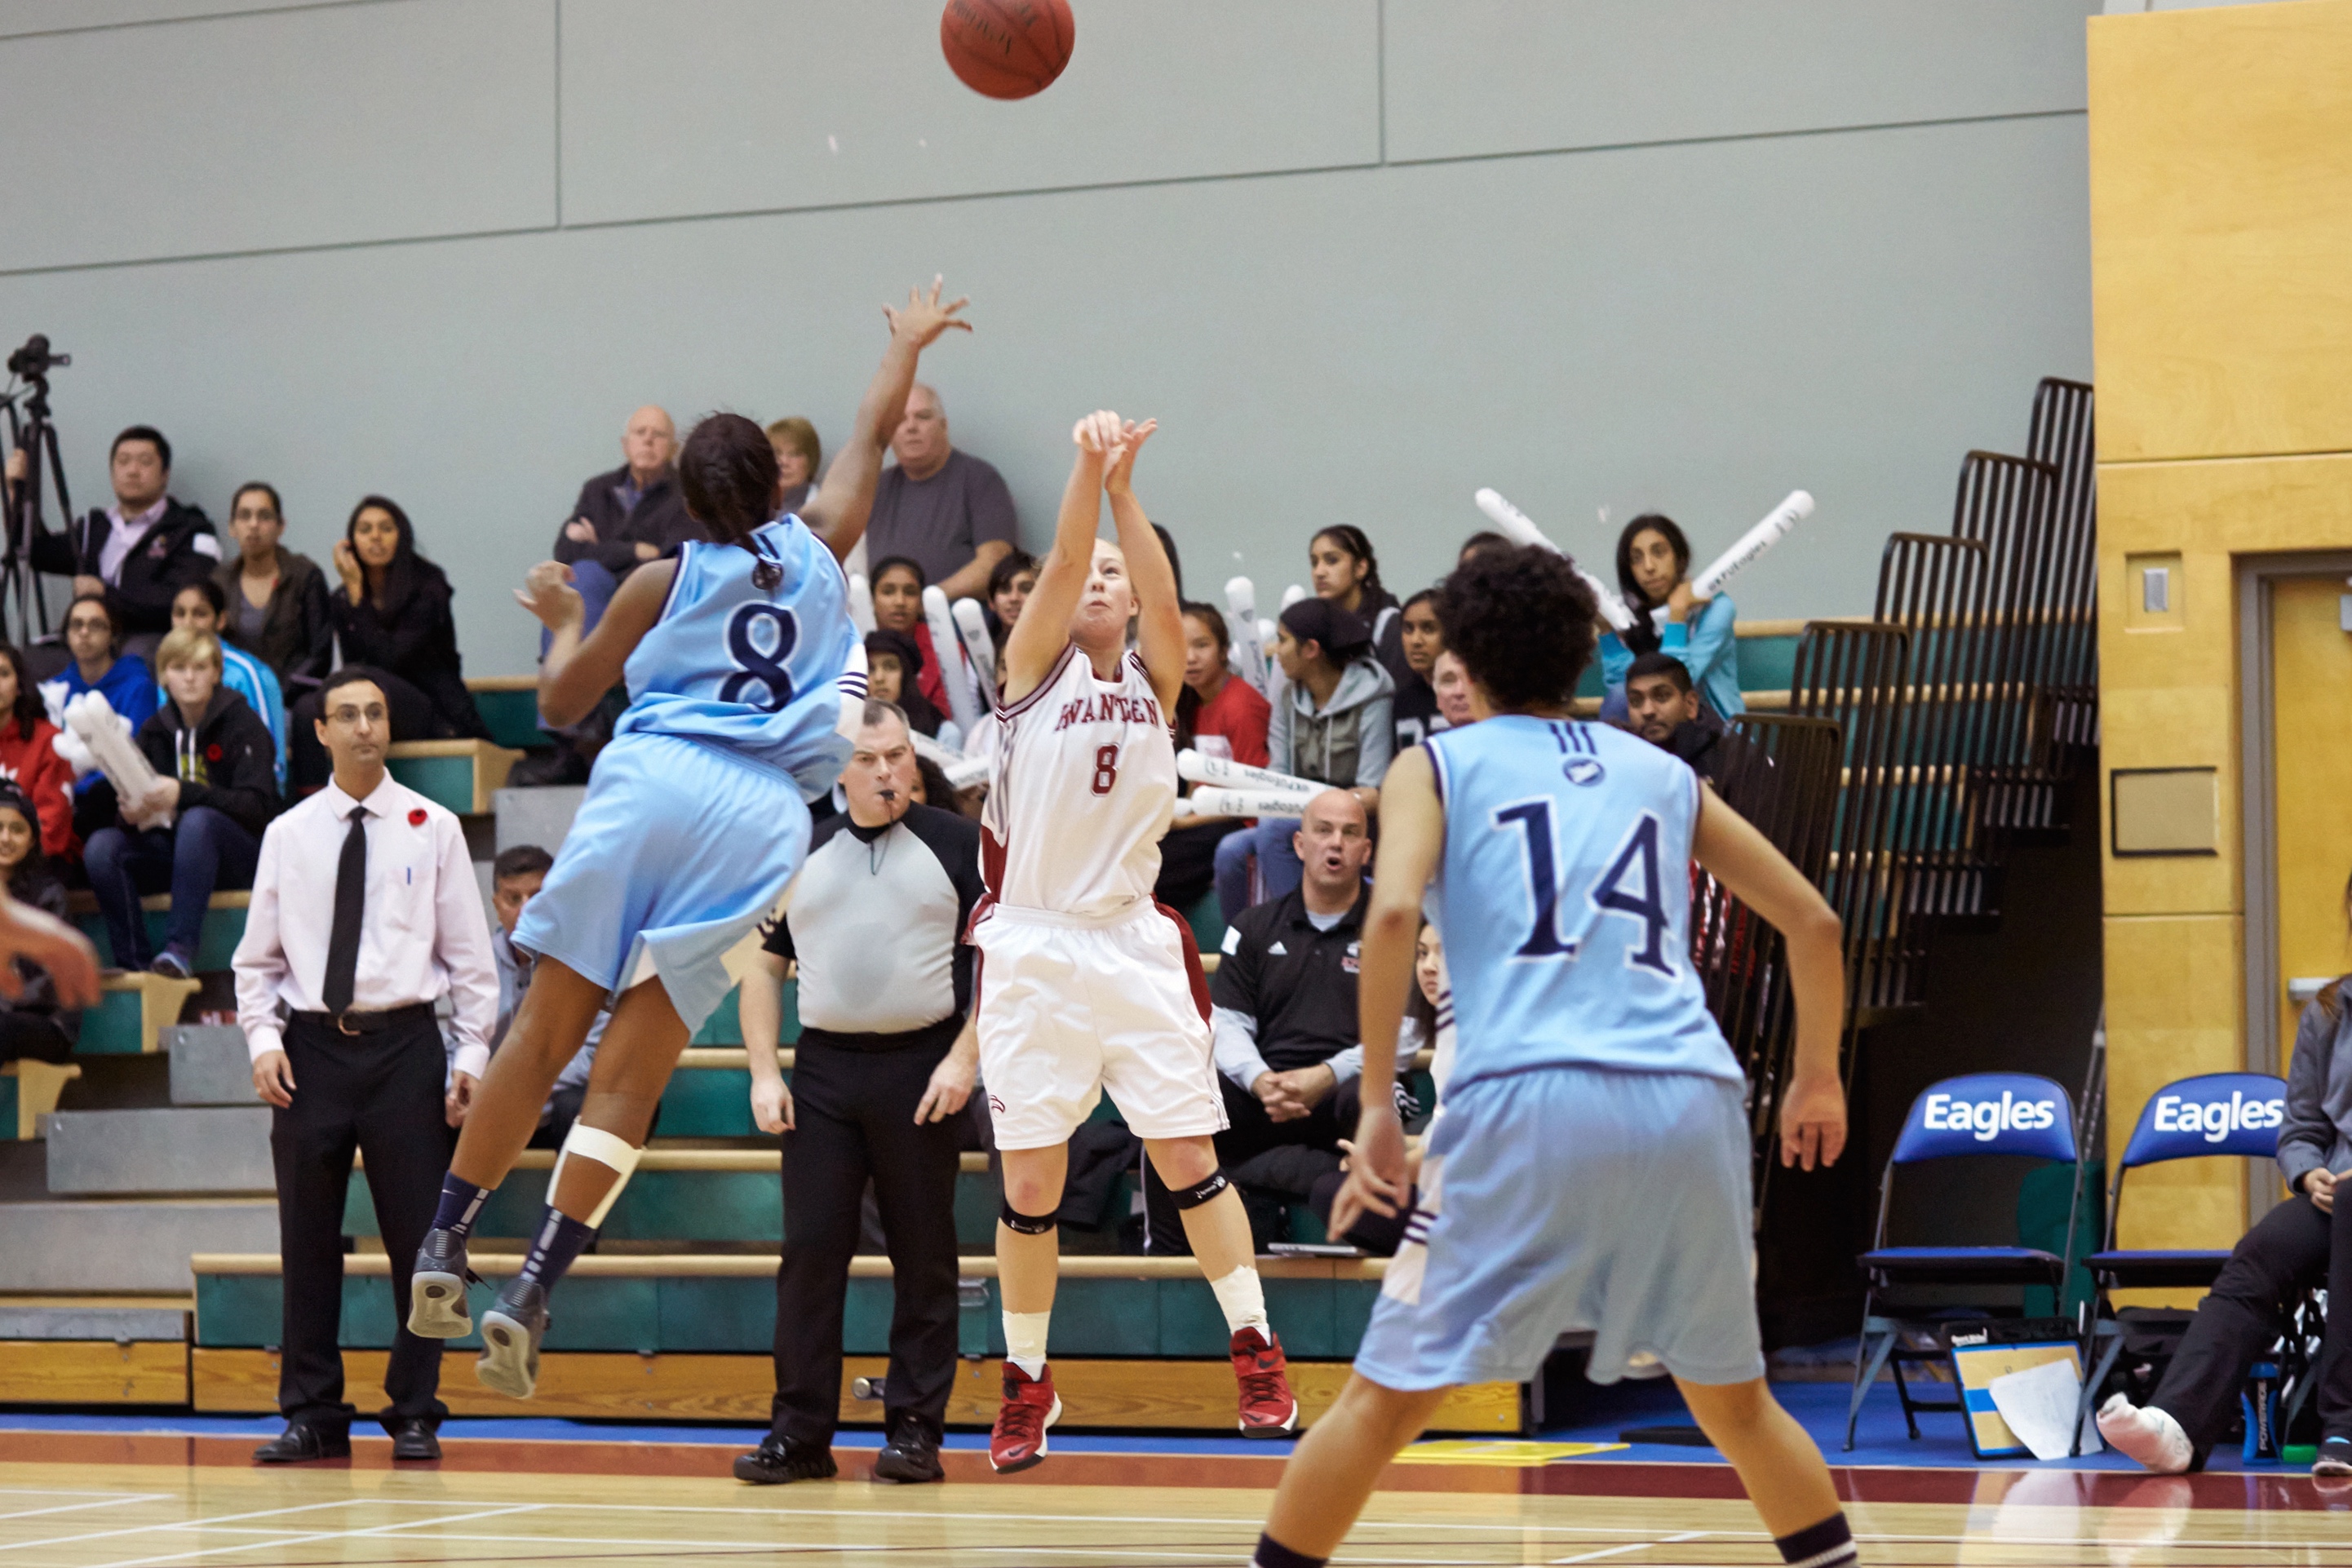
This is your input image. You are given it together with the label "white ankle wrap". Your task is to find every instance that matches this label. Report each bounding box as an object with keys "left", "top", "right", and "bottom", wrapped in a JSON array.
[{"left": 552, "top": 1123, "right": 643, "bottom": 1228}]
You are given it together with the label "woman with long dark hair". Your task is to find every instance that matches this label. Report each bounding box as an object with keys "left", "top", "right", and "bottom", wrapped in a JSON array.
[
  {"left": 215, "top": 481, "right": 333, "bottom": 693},
  {"left": 1309, "top": 525, "right": 1406, "bottom": 684},
  {"left": 402, "top": 280, "right": 968, "bottom": 1425},
  {"left": 0, "top": 783, "right": 80, "bottom": 1064},
  {"left": 1600, "top": 513, "right": 1742, "bottom": 724},
  {"left": 0, "top": 644, "right": 76, "bottom": 861}
]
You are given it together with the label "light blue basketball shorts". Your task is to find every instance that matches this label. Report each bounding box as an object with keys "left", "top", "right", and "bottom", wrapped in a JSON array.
[
  {"left": 1354, "top": 1065, "right": 1767, "bottom": 1392},
  {"left": 514, "top": 730, "right": 811, "bottom": 1034}
]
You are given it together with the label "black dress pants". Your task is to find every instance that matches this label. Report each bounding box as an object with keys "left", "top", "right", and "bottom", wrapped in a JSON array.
[
  {"left": 270, "top": 1011, "right": 454, "bottom": 1430},
  {"left": 770, "top": 1035, "right": 963, "bottom": 1445},
  {"left": 2151, "top": 1186, "right": 2350, "bottom": 1452}
]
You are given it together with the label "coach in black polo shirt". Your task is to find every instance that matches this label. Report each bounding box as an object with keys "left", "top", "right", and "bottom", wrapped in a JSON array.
[
  {"left": 1145, "top": 789, "right": 1411, "bottom": 1252},
  {"left": 734, "top": 700, "right": 981, "bottom": 1489}
]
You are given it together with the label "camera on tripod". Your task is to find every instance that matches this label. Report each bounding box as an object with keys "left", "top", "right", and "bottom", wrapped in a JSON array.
[{"left": 5, "top": 334, "right": 67, "bottom": 383}]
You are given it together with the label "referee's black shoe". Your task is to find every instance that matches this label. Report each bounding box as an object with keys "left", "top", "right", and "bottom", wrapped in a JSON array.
[
  {"left": 252, "top": 1422, "right": 350, "bottom": 1464},
  {"left": 733, "top": 1435, "right": 838, "bottom": 1485},
  {"left": 407, "top": 1228, "right": 473, "bottom": 1339},
  {"left": 872, "top": 1414, "right": 944, "bottom": 1484}
]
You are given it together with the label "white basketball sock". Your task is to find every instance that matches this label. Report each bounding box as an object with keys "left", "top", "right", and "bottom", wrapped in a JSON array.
[
  {"left": 1003, "top": 1310, "right": 1051, "bottom": 1379},
  {"left": 2097, "top": 1393, "right": 2193, "bottom": 1473},
  {"left": 1209, "top": 1264, "right": 1271, "bottom": 1337}
]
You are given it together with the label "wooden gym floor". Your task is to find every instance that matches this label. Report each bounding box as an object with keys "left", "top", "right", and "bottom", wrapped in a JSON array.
[{"left": 2, "top": 1430, "right": 2350, "bottom": 1566}]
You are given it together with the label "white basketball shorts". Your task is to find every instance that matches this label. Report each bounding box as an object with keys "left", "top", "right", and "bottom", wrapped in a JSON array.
[{"left": 972, "top": 901, "right": 1229, "bottom": 1151}]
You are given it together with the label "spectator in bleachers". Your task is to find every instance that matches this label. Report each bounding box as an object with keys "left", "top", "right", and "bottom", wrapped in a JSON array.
[
  {"left": 864, "top": 383, "right": 1017, "bottom": 604},
  {"left": 486, "top": 844, "right": 600, "bottom": 1149},
  {"left": 1213, "top": 599, "right": 1392, "bottom": 920},
  {"left": 1625, "top": 652, "right": 1768, "bottom": 795},
  {"left": 46, "top": 595, "right": 157, "bottom": 794},
  {"left": 0, "top": 645, "right": 76, "bottom": 862},
  {"left": 237, "top": 666, "right": 498, "bottom": 1465},
  {"left": 215, "top": 482, "right": 333, "bottom": 697},
  {"left": 869, "top": 556, "right": 960, "bottom": 719},
  {"left": 1458, "top": 530, "right": 1510, "bottom": 565},
  {"left": 554, "top": 406, "right": 696, "bottom": 631},
  {"left": 1181, "top": 602, "right": 1271, "bottom": 767},
  {"left": 736, "top": 700, "right": 981, "bottom": 1487},
  {"left": 1149, "top": 791, "right": 1411, "bottom": 1252},
  {"left": 1306, "top": 918, "right": 1449, "bottom": 1252},
  {"left": 987, "top": 548, "right": 1039, "bottom": 640},
  {"left": 1390, "top": 590, "right": 1444, "bottom": 751},
  {"left": 862, "top": 628, "right": 950, "bottom": 743},
  {"left": 289, "top": 498, "right": 489, "bottom": 792},
  {"left": 2101, "top": 931, "right": 2352, "bottom": 1477},
  {"left": 765, "top": 417, "right": 822, "bottom": 515},
  {"left": 82, "top": 629, "right": 277, "bottom": 978},
  {"left": 1309, "top": 525, "right": 1404, "bottom": 682},
  {"left": 0, "top": 783, "right": 78, "bottom": 1064},
  {"left": 27, "top": 425, "right": 219, "bottom": 644},
  {"left": 1431, "top": 649, "right": 1475, "bottom": 729},
  {"left": 1601, "top": 513, "right": 1742, "bottom": 724},
  {"left": 170, "top": 580, "right": 288, "bottom": 787}
]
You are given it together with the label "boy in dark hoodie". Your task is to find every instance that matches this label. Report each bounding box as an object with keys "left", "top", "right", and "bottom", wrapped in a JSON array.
[{"left": 80, "top": 627, "right": 279, "bottom": 977}]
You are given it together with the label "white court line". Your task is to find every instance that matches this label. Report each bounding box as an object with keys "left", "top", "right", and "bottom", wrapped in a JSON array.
[
  {"left": 1551, "top": 1530, "right": 1709, "bottom": 1566},
  {"left": 89, "top": 1505, "right": 543, "bottom": 1568},
  {"left": 0, "top": 1497, "right": 174, "bottom": 1523},
  {"left": 0, "top": 1500, "right": 378, "bottom": 1556}
]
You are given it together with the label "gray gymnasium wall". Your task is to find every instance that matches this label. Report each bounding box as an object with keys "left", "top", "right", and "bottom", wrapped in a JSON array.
[{"left": 0, "top": 0, "right": 2096, "bottom": 676}]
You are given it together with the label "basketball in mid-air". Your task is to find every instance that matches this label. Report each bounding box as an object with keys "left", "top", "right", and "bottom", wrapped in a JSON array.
[{"left": 941, "top": 0, "right": 1074, "bottom": 100}]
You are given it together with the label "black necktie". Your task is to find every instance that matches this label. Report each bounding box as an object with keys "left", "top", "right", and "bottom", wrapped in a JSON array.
[{"left": 322, "top": 806, "right": 368, "bottom": 1013}]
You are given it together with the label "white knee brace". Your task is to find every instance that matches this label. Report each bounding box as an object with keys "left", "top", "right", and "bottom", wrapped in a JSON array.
[{"left": 551, "top": 1123, "right": 643, "bottom": 1229}]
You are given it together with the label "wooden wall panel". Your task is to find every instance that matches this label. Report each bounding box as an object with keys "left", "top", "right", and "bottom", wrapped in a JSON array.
[{"left": 2089, "top": 1, "right": 2352, "bottom": 461}]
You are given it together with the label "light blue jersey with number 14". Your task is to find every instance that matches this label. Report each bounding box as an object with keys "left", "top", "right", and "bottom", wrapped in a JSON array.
[
  {"left": 1422, "top": 715, "right": 1740, "bottom": 1092},
  {"left": 614, "top": 516, "right": 864, "bottom": 801}
]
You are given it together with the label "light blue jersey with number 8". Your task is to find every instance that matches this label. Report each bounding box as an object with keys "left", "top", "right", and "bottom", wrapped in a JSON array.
[
  {"left": 614, "top": 516, "right": 863, "bottom": 801},
  {"left": 1422, "top": 715, "right": 1740, "bottom": 1092}
]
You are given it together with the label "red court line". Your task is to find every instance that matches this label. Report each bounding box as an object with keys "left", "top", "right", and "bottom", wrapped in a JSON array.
[{"left": 4, "top": 1429, "right": 2347, "bottom": 1510}]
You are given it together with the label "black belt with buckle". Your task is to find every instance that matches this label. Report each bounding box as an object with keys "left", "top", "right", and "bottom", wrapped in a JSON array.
[{"left": 291, "top": 1002, "right": 437, "bottom": 1037}]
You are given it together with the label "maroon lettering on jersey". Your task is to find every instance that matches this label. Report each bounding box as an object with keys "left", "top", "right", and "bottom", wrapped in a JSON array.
[{"left": 1052, "top": 690, "right": 1163, "bottom": 733}]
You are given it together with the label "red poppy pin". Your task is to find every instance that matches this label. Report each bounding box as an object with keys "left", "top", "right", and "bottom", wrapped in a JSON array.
[
  {"left": 408, "top": 808, "right": 427, "bottom": 826},
  {"left": 204, "top": 744, "right": 222, "bottom": 762}
]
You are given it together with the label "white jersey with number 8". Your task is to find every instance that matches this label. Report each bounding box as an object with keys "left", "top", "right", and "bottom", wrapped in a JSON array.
[{"left": 980, "top": 644, "right": 1176, "bottom": 919}]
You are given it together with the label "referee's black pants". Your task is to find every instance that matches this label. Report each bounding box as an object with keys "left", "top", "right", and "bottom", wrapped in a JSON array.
[
  {"left": 770, "top": 1030, "right": 964, "bottom": 1446},
  {"left": 2150, "top": 1188, "right": 2350, "bottom": 1455},
  {"left": 270, "top": 1010, "right": 454, "bottom": 1432}
]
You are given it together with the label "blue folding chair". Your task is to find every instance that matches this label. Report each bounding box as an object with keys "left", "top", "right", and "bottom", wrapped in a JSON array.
[
  {"left": 1845, "top": 1071, "right": 2079, "bottom": 1451},
  {"left": 2067, "top": 1070, "right": 2288, "bottom": 1454}
]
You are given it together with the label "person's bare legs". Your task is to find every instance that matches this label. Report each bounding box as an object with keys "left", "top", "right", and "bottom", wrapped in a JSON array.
[
  {"left": 995, "top": 1143, "right": 1069, "bottom": 1321},
  {"left": 1675, "top": 1375, "right": 1845, "bottom": 1537},
  {"left": 542, "top": 977, "right": 691, "bottom": 1221},
  {"left": 450, "top": 958, "right": 607, "bottom": 1190},
  {"left": 1260, "top": 1373, "right": 1447, "bottom": 1558},
  {"left": 1144, "top": 1134, "right": 1254, "bottom": 1278}
]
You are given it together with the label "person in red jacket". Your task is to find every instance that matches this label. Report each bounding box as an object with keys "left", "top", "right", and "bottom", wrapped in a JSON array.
[
  {"left": 1181, "top": 602, "right": 1270, "bottom": 768},
  {"left": 0, "top": 644, "right": 77, "bottom": 865}
]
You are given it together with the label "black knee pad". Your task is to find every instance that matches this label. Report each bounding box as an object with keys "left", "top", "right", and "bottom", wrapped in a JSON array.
[
  {"left": 999, "top": 1199, "right": 1057, "bottom": 1236},
  {"left": 1170, "top": 1170, "right": 1230, "bottom": 1211}
]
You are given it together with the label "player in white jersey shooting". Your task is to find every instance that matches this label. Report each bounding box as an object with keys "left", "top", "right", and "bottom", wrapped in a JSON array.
[
  {"left": 975, "top": 411, "right": 1297, "bottom": 1471},
  {"left": 1250, "top": 543, "right": 1863, "bottom": 1568},
  {"left": 405, "top": 280, "right": 969, "bottom": 1399}
]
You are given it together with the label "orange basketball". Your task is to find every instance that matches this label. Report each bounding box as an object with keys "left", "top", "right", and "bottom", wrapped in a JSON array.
[{"left": 941, "top": 0, "right": 1074, "bottom": 100}]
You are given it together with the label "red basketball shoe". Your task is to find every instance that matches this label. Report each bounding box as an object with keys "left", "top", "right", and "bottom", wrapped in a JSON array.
[
  {"left": 1233, "top": 1326, "right": 1297, "bottom": 1437},
  {"left": 990, "top": 1362, "right": 1061, "bottom": 1473}
]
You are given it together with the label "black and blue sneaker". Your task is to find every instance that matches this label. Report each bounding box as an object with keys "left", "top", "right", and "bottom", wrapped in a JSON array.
[
  {"left": 2315, "top": 1436, "right": 2352, "bottom": 1477},
  {"left": 476, "top": 1277, "right": 547, "bottom": 1399},
  {"left": 405, "top": 1228, "right": 474, "bottom": 1339}
]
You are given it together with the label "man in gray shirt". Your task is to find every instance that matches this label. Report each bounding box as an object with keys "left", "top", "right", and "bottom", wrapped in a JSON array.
[{"left": 864, "top": 383, "right": 1017, "bottom": 602}]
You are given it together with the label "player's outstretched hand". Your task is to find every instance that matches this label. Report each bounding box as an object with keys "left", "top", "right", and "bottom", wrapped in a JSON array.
[
  {"left": 0, "top": 889, "right": 99, "bottom": 1007},
  {"left": 513, "top": 560, "right": 585, "bottom": 630},
  {"left": 884, "top": 275, "right": 972, "bottom": 349},
  {"left": 1330, "top": 1102, "right": 1408, "bottom": 1238},
  {"left": 1103, "top": 418, "right": 1157, "bottom": 495},
  {"left": 1778, "top": 1070, "right": 1848, "bottom": 1171},
  {"left": 1070, "top": 409, "right": 1123, "bottom": 457}
]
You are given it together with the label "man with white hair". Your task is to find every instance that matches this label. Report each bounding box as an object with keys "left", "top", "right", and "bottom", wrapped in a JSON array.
[{"left": 863, "top": 383, "right": 1017, "bottom": 603}]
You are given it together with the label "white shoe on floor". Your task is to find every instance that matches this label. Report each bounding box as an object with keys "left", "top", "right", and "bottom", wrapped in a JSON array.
[{"left": 2096, "top": 1393, "right": 2193, "bottom": 1474}]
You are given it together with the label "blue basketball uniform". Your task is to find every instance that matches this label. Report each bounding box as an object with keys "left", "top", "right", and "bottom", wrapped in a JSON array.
[
  {"left": 1354, "top": 716, "right": 1767, "bottom": 1392},
  {"left": 516, "top": 519, "right": 866, "bottom": 1033}
]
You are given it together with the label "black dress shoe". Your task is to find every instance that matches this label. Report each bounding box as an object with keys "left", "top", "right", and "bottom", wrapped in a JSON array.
[
  {"left": 733, "top": 1436, "right": 837, "bottom": 1485},
  {"left": 872, "top": 1415, "right": 944, "bottom": 1484},
  {"left": 387, "top": 1418, "right": 441, "bottom": 1461},
  {"left": 253, "top": 1423, "right": 351, "bottom": 1464}
]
